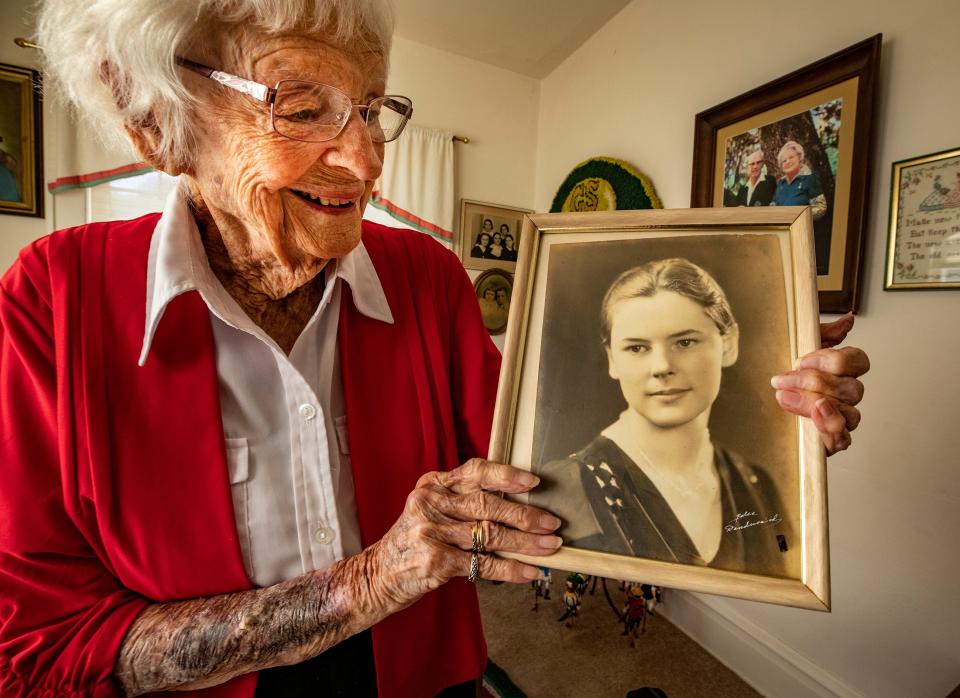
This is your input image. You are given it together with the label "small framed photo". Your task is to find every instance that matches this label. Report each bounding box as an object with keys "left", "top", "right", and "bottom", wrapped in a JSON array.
[
  {"left": 457, "top": 199, "right": 533, "bottom": 272},
  {"left": 0, "top": 62, "right": 44, "bottom": 218},
  {"left": 473, "top": 268, "right": 513, "bottom": 336},
  {"left": 884, "top": 146, "right": 960, "bottom": 290},
  {"left": 691, "top": 35, "right": 881, "bottom": 314},
  {"left": 492, "top": 208, "right": 829, "bottom": 610}
]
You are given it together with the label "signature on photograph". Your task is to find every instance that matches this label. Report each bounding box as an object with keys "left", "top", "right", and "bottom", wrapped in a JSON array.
[{"left": 724, "top": 510, "right": 782, "bottom": 533}]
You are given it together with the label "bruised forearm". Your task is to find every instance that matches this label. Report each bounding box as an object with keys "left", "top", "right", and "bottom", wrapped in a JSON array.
[{"left": 114, "top": 547, "right": 384, "bottom": 695}]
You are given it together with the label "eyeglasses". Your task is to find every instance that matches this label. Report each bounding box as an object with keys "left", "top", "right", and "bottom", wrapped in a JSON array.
[{"left": 176, "top": 56, "right": 414, "bottom": 144}]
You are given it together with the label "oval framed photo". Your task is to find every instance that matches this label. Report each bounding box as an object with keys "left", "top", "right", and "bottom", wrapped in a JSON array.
[{"left": 473, "top": 268, "right": 513, "bottom": 335}]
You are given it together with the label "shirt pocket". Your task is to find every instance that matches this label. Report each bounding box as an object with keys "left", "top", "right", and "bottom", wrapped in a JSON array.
[{"left": 224, "top": 437, "right": 254, "bottom": 577}]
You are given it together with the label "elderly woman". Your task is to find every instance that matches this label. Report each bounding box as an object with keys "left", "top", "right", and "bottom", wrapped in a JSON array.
[
  {"left": 772, "top": 140, "right": 828, "bottom": 220},
  {"left": 0, "top": 1, "right": 868, "bottom": 696},
  {"left": 773, "top": 140, "right": 832, "bottom": 274}
]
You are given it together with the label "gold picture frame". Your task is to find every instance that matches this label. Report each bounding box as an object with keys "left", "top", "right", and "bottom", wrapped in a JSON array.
[
  {"left": 884, "top": 146, "right": 960, "bottom": 290},
  {"left": 491, "top": 207, "right": 829, "bottom": 610},
  {"left": 457, "top": 198, "right": 533, "bottom": 272},
  {"left": 0, "top": 62, "right": 43, "bottom": 218}
]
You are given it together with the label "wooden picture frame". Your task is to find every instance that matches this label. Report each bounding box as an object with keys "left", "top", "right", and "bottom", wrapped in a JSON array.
[
  {"left": 691, "top": 35, "right": 881, "bottom": 314},
  {"left": 884, "top": 146, "right": 960, "bottom": 290},
  {"left": 0, "top": 62, "right": 43, "bottom": 218},
  {"left": 491, "top": 207, "right": 829, "bottom": 610},
  {"left": 457, "top": 199, "right": 533, "bottom": 272},
  {"left": 473, "top": 268, "right": 514, "bottom": 336}
]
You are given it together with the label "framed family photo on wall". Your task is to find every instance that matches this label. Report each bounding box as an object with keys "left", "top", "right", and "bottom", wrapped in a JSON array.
[
  {"left": 0, "top": 62, "right": 43, "bottom": 218},
  {"left": 491, "top": 208, "right": 830, "bottom": 610},
  {"left": 691, "top": 35, "right": 881, "bottom": 314},
  {"left": 457, "top": 199, "right": 533, "bottom": 272},
  {"left": 473, "top": 268, "right": 514, "bottom": 336}
]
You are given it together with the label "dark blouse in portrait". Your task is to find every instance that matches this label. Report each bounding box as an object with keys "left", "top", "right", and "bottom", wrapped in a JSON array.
[
  {"left": 532, "top": 436, "right": 792, "bottom": 578},
  {"left": 470, "top": 244, "right": 486, "bottom": 258},
  {"left": 773, "top": 171, "right": 823, "bottom": 206}
]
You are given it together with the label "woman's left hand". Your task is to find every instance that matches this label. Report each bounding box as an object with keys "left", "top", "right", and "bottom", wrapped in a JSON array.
[{"left": 771, "top": 313, "right": 870, "bottom": 455}]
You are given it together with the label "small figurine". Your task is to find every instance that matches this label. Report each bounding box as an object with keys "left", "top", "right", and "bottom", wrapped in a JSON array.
[
  {"left": 622, "top": 586, "right": 647, "bottom": 646},
  {"left": 558, "top": 574, "right": 583, "bottom": 627},
  {"left": 568, "top": 572, "right": 588, "bottom": 600},
  {"left": 531, "top": 566, "right": 551, "bottom": 611},
  {"left": 641, "top": 583, "right": 661, "bottom": 616}
]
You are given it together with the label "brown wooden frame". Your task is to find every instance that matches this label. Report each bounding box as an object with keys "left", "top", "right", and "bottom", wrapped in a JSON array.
[
  {"left": 491, "top": 207, "right": 829, "bottom": 610},
  {"left": 0, "top": 62, "right": 44, "bottom": 218},
  {"left": 473, "top": 268, "right": 514, "bottom": 335},
  {"left": 691, "top": 35, "right": 882, "bottom": 314},
  {"left": 457, "top": 199, "right": 533, "bottom": 273}
]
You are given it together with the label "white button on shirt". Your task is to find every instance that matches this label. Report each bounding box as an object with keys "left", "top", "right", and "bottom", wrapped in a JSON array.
[{"left": 139, "top": 185, "right": 394, "bottom": 587}]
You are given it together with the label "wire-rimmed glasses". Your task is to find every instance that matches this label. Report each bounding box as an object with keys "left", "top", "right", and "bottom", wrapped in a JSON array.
[{"left": 176, "top": 57, "right": 414, "bottom": 144}]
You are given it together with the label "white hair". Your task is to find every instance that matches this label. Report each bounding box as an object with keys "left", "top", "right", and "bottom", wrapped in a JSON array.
[
  {"left": 36, "top": 0, "right": 395, "bottom": 168},
  {"left": 777, "top": 140, "right": 805, "bottom": 162}
]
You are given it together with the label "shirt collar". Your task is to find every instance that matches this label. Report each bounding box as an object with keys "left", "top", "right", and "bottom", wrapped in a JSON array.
[
  {"left": 779, "top": 165, "right": 813, "bottom": 184},
  {"left": 139, "top": 184, "right": 393, "bottom": 366}
]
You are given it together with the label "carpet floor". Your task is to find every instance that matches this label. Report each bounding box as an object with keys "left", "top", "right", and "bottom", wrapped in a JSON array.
[{"left": 478, "top": 575, "right": 762, "bottom": 698}]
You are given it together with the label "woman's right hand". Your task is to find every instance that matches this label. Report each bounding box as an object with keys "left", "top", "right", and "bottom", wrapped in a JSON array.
[{"left": 363, "top": 458, "right": 562, "bottom": 611}]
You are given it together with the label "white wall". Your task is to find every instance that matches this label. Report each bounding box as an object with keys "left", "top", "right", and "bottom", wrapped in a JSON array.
[
  {"left": 390, "top": 36, "right": 540, "bottom": 217},
  {"left": 389, "top": 36, "right": 540, "bottom": 350},
  {"left": 535, "top": 2, "right": 960, "bottom": 697}
]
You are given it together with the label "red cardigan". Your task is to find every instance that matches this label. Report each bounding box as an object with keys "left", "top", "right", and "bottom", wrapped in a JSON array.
[{"left": 0, "top": 216, "right": 501, "bottom": 697}]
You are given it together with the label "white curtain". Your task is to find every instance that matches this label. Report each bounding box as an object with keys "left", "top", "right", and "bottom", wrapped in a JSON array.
[{"left": 363, "top": 123, "right": 455, "bottom": 248}]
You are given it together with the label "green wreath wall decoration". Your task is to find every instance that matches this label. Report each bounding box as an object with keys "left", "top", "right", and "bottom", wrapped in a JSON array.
[{"left": 550, "top": 157, "right": 662, "bottom": 213}]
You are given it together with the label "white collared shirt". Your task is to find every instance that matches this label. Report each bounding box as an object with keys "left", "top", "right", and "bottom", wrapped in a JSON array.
[{"left": 140, "top": 185, "right": 394, "bottom": 587}]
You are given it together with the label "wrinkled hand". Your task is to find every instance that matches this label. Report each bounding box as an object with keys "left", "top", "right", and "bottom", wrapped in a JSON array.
[
  {"left": 771, "top": 313, "right": 870, "bottom": 455},
  {"left": 365, "top": 459, "right": 561, "bottom": 611}
]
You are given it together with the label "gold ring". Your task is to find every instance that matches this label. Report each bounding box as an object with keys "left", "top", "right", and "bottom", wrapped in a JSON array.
[
  {"left": 468, "top": 551, "right": 481, "bottom": 583},
  {"left": 471, "top": 520, "right": 486, "bottom": 555}
]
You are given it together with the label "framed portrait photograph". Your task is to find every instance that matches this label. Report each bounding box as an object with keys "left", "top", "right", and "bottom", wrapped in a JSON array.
[
  {"left": 691, "top": 35, "right": 881, "bottom": 314},
  {"left": 884, "top": 146, "right": 960, "bottom": 290},
  {"left": 473, "top": 268, "right": 513, "bottom": 335},
  {"left": 457, "top": 199, "right": 533, "bottom": 272},
  {"left": 491, "top": 207, "right": 829, "bottom": 610},
  {"left": 0, "top": 62, "right": 43, "bottom": 218}
]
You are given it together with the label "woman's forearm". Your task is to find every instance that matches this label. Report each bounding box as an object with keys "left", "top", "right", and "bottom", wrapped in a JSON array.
[
  {"left": 114, "top": 457, "right": 557, "bottom": 695},
  {"left": 114, "top": 547, "right": 384, "bottom": 695},
  {"left": 810, "top": 194, "right": 828, "bottom": 221}
]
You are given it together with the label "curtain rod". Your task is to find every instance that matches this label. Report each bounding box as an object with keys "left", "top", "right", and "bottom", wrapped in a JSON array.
[{"left": 453, "top": 135, "right": 470, "bottom": 144}]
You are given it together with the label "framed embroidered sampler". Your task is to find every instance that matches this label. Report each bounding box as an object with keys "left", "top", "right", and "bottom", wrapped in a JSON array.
[
  {"left": 884, "top": 146, "right": 960, "bottom": 290},
  {"left": 490, "top": 207, "right": 830, "bottom": 610}
]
